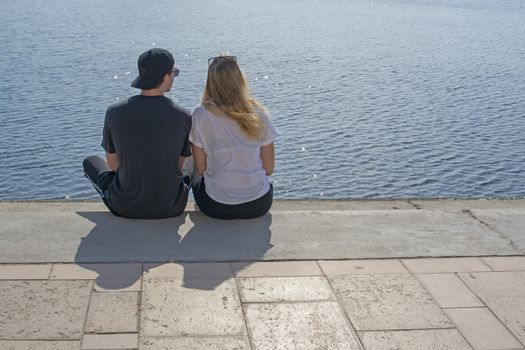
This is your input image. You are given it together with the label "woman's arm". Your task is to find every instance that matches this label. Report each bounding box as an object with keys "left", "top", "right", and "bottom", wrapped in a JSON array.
[
  {"left": 191, "top": 144, "right": 207, "bottom": 175},
  {"left": 260, "top": 143, "right": 274, "bottom": 176}
]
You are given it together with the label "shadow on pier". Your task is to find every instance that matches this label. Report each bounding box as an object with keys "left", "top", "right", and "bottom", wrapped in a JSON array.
[{"left": 74, "top": 211, "right": 273, "bottom": 291}]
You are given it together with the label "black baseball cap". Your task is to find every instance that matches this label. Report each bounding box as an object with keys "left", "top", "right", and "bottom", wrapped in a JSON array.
[{"left": 131, "top": 48, "right": 174, "bottom": 90}]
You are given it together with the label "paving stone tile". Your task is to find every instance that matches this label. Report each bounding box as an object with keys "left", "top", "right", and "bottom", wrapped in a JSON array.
[
  {"left": 238, "top": 276, "right": 335, "bottom": 302},
  {"left": 140, "top": 336, "right": 250, "bottom": 350},
  {"left": 416, "top": 273, "right": 483, "bottom": 308},
  {"left": 0, "top": 341, "right": 80, "bottom": 350},
  {"left": 141, "top": 278, "right": 244, "bottom": 336},
  {"left": 0, "top": 280, "right": 92, "bottom": 339},
  {"left": 143, "top": 262, "right": 232, "bottom": 279},
  {"left": 244, "top": 302, "right": 360, "bottom": 350},
  {"left": 402, "top": 258, "right": 491, "bottom": 274},
  {"left": 0, "top": 264, "right": 52, "bottom": 279},
  {"left": 50, "top": 263, "right": 142, "bottom": 292},
  {"left": 86, "top": 292, "right": 138, "bottom": 333},
  {"left": 358, "top": 329, "right": 473, "bottom": 350},
  {"left": 318, "top": 259, "right": 408, "bottom": 275},
  {"left": 483, "top": 296, "right": 525, "bottom": 345},
  {"left": 459, "top": 272, "right": 525, "bottom": 298},
  {"left": 50, "top": 263, "right": 139, "bottom": 279},
  {"left": 232, "top": 261, "right": 322, "bottom": 277},
  {"left": 445, "top": 308, "right": 522, "bottom": 350},
  {"left": 81, "top": 334, "right": 137, "bottom": 349},
  {"left": 329, "top": 274, "right": 452, "bottom": 330},
  {"left": 482, "top": 257, "right": 525, "bottom": 271}
]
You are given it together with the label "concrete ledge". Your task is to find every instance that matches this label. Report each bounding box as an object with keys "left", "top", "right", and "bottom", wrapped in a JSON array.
[{"left": 0, "top": 199, "right": 523, "bottom": 263}]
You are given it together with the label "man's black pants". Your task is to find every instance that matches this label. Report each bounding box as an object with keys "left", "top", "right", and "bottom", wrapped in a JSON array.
[{"left": 83, "top": 155, "right": 120, "bottom": 216}]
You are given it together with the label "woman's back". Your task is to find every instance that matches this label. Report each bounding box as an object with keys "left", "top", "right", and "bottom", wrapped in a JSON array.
[
  {"left": 191, "top": 104, "right": 277, "bottom": 205},
  {"left": 190, "top": 54, "right": 276, "bottom": 219}
]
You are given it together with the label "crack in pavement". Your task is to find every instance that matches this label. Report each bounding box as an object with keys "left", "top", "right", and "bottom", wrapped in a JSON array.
[
  {"left": 406, "top": 200, "right": 422, "bottom": 210},
  {"left": 461, "top": 208, "right": 519, "bottom": 251}
]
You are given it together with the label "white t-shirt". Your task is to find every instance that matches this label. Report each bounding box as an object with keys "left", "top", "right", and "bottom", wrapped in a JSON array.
[{"left": 190, "top": 104, "right": 278, "bottom": 205}]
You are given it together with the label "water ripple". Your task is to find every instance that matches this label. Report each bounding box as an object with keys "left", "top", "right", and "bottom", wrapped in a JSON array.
[{"left": 1, "top": 0, "right": 525, "bottom": 199}]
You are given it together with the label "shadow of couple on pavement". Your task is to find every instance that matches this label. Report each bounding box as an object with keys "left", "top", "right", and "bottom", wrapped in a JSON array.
[{"left": 74, "top": 210, "right": 273, "bottom": 291}]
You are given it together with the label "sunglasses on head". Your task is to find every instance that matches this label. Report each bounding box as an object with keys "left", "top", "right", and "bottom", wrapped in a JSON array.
[{"left": 208, "top": 55, "right": 237, "bottom": 66}]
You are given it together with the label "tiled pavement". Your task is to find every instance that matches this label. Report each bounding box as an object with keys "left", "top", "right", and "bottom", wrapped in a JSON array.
[{"left": 1, "top": 257, "right": 524, "bottom": 349}]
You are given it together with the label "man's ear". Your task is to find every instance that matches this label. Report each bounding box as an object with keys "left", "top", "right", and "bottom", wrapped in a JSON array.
[{"left": 158, "top": 73, "right": 170, "bottom": 88}]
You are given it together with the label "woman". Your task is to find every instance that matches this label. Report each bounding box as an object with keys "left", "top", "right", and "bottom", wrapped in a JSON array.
[{"left": 190, "top": 55, "right": 277, "bottom": 219}]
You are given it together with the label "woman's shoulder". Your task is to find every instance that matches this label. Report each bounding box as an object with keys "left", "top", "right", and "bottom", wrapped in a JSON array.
[
  {"left": 192, "top": 104, "right": 215, "bottom": 126},
  {"left": 192, "top": 104, "right": 208, "bottom": 117},
  {"left": 254, "top": 107, "right": 272, "bottom": 126}
]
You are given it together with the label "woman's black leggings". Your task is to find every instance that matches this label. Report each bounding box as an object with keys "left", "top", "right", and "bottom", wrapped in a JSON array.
[{"left": 192, "top": 178, "right": 272, "bottom": 220}]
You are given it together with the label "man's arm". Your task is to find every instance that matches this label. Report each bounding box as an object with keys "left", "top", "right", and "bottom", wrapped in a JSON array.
[
  {"left": 191, "top": 144, "right": 207, "bottom": 175},
  {"left": 106, "top": 152, "right": 118, "bottom": 171},
  {"left": 260, "top": 143, "right": 274, "bottom": 176}
]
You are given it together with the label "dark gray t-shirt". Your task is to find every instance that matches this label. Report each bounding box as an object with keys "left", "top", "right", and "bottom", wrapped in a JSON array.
[{"left": 101, "top": 95, "right": 191, "bottom": 219}]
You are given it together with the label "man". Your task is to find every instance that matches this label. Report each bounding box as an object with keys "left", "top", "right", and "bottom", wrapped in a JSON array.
[{"left": 83, "top": 48, "right": 191, "bottom": 219}]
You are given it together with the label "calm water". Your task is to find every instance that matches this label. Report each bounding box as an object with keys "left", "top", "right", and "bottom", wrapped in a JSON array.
[{"left": 1, "top": 0, "right": 524, "bottom": 199}]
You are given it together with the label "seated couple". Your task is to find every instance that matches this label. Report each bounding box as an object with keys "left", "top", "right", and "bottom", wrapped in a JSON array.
[{"left": 83, "top": 48, "right": 277, "bottom": 220}]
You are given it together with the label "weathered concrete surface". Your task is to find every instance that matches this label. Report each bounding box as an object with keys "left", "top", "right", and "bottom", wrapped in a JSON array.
[
  {"left": 329, "top": 274, "right": 452, "bottom": 330},
  {"left": 81, "top": 333, "right": 137, "bottom": 349},
  {"left": 415, "top": 274, "right": 484, "bottom": 308},
  {"left": 482, "top": 256, "right": 525, "bottom": 271},
  {"left": 458, "top": 271, "right": 525, "bottom": 345},
  {"left": 244, "top": 302, "right": 361, "bottom": 350},
  {"left": 0, "top": 280, "right": 92, "bottom": 339},
  {"left": 470, "top": 208, "right": 525, "bottom": 251},
  {"left": 2, "top": 258, "right": 525, "bottom": 349},
  {"left": 141, "top": 278, "right": 245, "bottom": 337},
  {"left": 85, "top": 292, "right": 138, "bottom": 334},
  {"left": 444, "top": 307, "right": 523, "bottom": 349},
  {"left": 0, "top": 341, "right": 81, "bottom": 350},
  {"left": 237, "top": 276, "right": 335, "bottom": 302},
  {"left": 401, "top": 257, "right": 492, "bottom": 273},
  {"left": 358, "top": 330, "right": 473, "bottom": 350},
  {"left": 0, "top": 199, "right": 523, "bottom": 263},
  {"left": 140, "top": 336, "right": 250, "bottom": 350}
]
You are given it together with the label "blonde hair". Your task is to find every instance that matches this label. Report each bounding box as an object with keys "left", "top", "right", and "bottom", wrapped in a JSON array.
[{"left": 202, "top": 56, "right": 266, "bottom": 139}]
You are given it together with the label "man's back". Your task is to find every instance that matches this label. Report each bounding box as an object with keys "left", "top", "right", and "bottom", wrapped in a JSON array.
[{"left": 102, "top": 95, "right": 191, "bottom": 218}]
